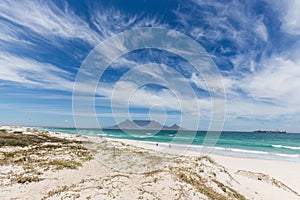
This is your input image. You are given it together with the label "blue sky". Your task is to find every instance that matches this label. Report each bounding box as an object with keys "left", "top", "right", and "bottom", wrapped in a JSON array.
[{"left": 1, "top": 0, "right": 300, "bottom": 132}]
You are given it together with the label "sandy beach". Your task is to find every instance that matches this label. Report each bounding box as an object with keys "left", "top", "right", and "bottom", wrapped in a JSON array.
[
  {"left": 112, "top": 138, "right": 300, "bottom": 200},
  {"left": 1, "top": 127, "right": 299, "bottom": 200},
  {"left": 211, "top": 154, "right": 300, "bottom": 200}
]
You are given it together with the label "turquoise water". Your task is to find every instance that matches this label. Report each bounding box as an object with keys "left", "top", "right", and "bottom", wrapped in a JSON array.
[{"left": 41, "top": 128, "right": 300, "bottom": 162}]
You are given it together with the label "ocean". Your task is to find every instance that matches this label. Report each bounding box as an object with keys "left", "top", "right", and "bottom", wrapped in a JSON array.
[{"left": 40, "top": 128, "right": 300, "bottom": 162}]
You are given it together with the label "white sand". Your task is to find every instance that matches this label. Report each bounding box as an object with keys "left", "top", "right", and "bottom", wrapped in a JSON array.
[
  {"left": 211, "top": 154, "right": 300, "bottom": 200},
  {"left": 110, "top": 138, "right": 300, "bottom": 200}
]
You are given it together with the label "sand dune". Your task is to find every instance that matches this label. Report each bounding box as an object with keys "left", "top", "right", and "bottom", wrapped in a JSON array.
[{"left": 0, "top": 127, "right": 299, "bottom": 200}]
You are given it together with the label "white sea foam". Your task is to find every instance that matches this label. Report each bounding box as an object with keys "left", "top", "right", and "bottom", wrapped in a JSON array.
[
  {"left": 213, "top": 147, "right": 268, "bottom": 155},
  {"left": 169, "top": 144, "right": 300, "bottom": 161},
  {"left": 147, "top": 143, "right": 298, "bottom": 157},
  {"left": 272, "top": 145, "right": 300, "bottom": 150},
  {"left": 211, "top": 147, "right": 300, "bottom": 161},
  {"left": 274, "top": 153, "right": 299, "bottom": 158}
]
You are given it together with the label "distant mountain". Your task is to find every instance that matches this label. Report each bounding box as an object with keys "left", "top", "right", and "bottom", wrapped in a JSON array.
[
  {"left": 106, "top": 120, "right": 184, "bottom": 130},
  {"left": 166, "top": 124, "right": 182, "bottom": 130}
]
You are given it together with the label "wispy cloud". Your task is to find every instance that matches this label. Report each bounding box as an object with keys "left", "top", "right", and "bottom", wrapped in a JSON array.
[
  {"left": 0, "top": 52, "right": 74, "bottom": 90},
  {"left": 90, "top": 7, "right": 137, "bottom": 39},
  {"left": 239, "top": 57, "right": 300, "bottom": 106},
  {"left": 274, "top": 0, "right": 300, "bottom": 35},
  {"left": 0, "top": 0, "right": 100, "bottom": 46},
  {"left": 0, "top": 20, "right": 34, "bottom": 45},
  {"left": 219, "top": 54, "right": 300, "bottom": 122},
  {"left": 175, "top": 0, "right": 269, "bottom": 74},
  {"left": 90, "top": 6, "right": 168, "bottom": 39}
]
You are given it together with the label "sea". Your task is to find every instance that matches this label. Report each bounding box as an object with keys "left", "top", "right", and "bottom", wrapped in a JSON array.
[{"left": 40, "top": 128, "right": 300, "bottom": 162}]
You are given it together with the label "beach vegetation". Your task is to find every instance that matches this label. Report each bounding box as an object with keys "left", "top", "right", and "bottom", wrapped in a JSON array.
[
  {"left": 143, "top": 169, "right": 166, "bottom": 176},
  {"left": 42, "top": 184, "right": 77, "bottom": 200},
  {"left": 47, "top": 160, "right": 82, "bottom": 170},
  {"left": 174, "top": 170, "right": 227, "bottom": 200},
  {"left": 110, "top": 174, "right": 130, "bottom": 179},
  {"left": 201, "top": 156, "right": 216, "bottom": 164},
  {"left": 0, "top": 139, "right": 31, "bottom": 147},
  {"left": 170, "top": 165, "right": 246, "bottom": 200},
  {"left": 13, "top": 174, "right": 41, "bottom": 184},
  {"left": 0, "top": 131, "right": 74, "bottom": 147},
  {"left": 212, "top": 179, "right": 246, "bottom": 200},
  {"left": 0, "top": 130, "right": 93, "bottom": 185},
  {"left": 236, "top": 170, "right": 300, "bottom": 197}
]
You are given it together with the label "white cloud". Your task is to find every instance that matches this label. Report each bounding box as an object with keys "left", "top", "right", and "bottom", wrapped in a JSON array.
[
  {"left": 0, "top": 0, "right": 170, "bottom": 51},
  {"left": 240, "top": 57, "right": 300, "bottom": 106},
  {"left": 280, "top": 0, "right": 300, "bottom": 35},
  {"left": 0, "top": 0, "right": 100, "bottom": 46},
  {"left": 90, "top": 7, "right": 136, "bottom": 39},
  {"left": 90, "top": 6, "right": 168, "bottom": 41},
  {"left": 0, "top": 52, "right": 74, "bottom": 90},
  {"left": 0, "top": 20, "right": 34, "bottom": 45},
  {"left": 255, "top": 16, "right": 268, "bottom": 42},
  {"left": 178, "top": 0, "right": 269, "bottom": 74},
  {"left": 222, "top": 55, "right": 300, "bottom": 120}
]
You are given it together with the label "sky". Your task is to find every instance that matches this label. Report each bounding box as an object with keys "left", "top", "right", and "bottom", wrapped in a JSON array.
[{"left": 1, "top": 0, "right": 300, "bottom": 132}]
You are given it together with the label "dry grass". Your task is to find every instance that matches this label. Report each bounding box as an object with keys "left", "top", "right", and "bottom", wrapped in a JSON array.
[
  {"left": 173, "top": 170, "right": 227, "bottom": 200},
  {"left": 0, "top": 131, "right": 73, "bottom": 147},
  {"left": 237, "top": 170, "right": 300, "bottom": 197},
  {"left": 143, "top": 169, "right": 167, "bottom": 177},
  {"left": 169, "top": 156, "right": 246, "bottom": 200},
  {"left": 42, "top": 184, "right": 77, "bottom": 200},
  {"left": 13, "top": 174, "right": 41, "bottom": 184},
  {"left": 0, "top": 130, "right": 93, "bottom": 185}
]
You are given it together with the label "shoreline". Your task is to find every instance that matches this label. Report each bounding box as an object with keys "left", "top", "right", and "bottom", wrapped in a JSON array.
[
  {"left": 39, "top": 127, "right": 300, "bottom": 163},
  {"left": 90, "top": 135, "right": 300, "bottom": 163}
]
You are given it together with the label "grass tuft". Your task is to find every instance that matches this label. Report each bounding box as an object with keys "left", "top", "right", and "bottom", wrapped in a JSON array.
[
  {"left": 0, "top": 129, "right": 94, "bottom": 185},
  {"left": 0, "top": 139, "right": 31, "bottom": 147}
]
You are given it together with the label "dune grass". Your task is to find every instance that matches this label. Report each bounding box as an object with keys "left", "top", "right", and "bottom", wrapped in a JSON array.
[{"left": 0, "top": 130, "right": 93, "bottom": 184}]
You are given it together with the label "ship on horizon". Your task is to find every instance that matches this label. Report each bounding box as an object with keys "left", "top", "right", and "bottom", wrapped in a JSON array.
[{"left": 253, "top": 129, "right": 286, "bottom": 134}]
